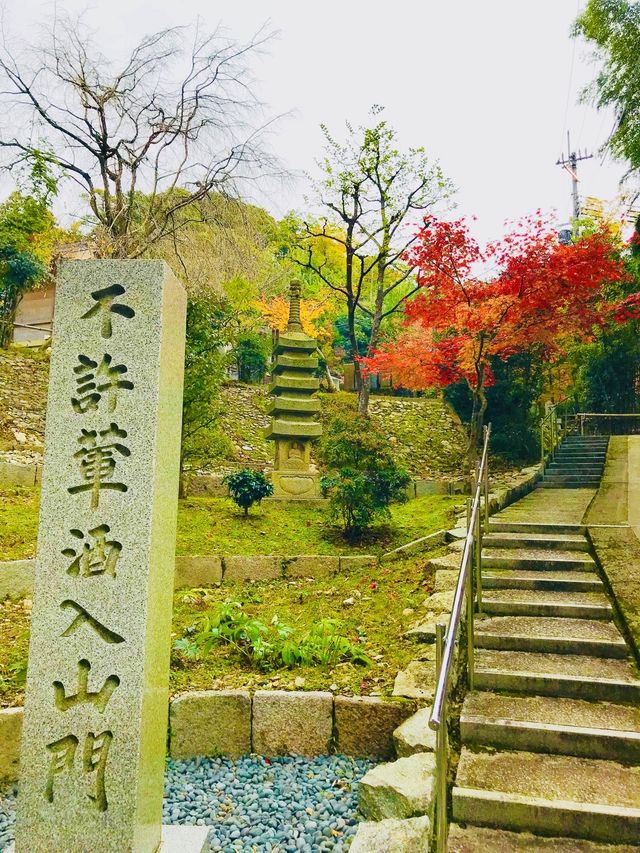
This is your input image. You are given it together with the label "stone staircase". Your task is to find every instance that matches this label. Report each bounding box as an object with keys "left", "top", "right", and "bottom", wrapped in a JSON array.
[
  {"left": 449, "top": 495, "right": 640, "bottom": 849},
  {"left": 542, "top": 435, "right": 609, "bottom": 489}
]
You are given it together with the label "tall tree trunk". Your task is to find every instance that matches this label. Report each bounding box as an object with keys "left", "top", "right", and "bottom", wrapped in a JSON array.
[
  {"left": 466, "top": 368, "right": 487, "bottom": 476},
  {"left": 357, "top": 274, "right": 385, "bottom": 418}
]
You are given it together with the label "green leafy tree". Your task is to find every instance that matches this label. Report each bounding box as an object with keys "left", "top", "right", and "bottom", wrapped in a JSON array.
[
  {"left": 574, "top": 0, "right": 640, "bottom": 182},
  {"left": 181, "top": 296, "right": 234, "bottom": 486},
  {"left": 233, "top": 331, "right": 270, "bottom": 383},
  {"left": 319, "top": 412, "right": 411, "bottom": 538},
  {"left": 0, "top": 156, "right": 59, "bottom": 347},
  {"left": 295, "top": 107, "right": 453, "bottom": 416},
  {"left": 224, "top": 469, "right": 273, "bottom": 516}
]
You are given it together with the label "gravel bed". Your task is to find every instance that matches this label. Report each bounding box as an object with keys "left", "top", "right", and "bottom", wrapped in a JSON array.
[
  {"left": 0, "top": 787, "right": 16, "bottom": 851},
  {"left": 0, "top": 754, "right": 375, "bottom": 851}
]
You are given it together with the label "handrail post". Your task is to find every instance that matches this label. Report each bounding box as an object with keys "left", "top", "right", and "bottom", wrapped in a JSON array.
[
  {"left": 435, "top": 622, "right": 447, "bottom": 853},
  {"left": 540, "top": 419, "right": 545, "bottom": 469},
  {"left": 475, "top": 487, "right": 483, "bottom": 614},
  {"left": 467, "top": 544, "right": 475, "bottom": 690},
  {"left": 483, "top": 425, "right": 490, "bottom": 532}
]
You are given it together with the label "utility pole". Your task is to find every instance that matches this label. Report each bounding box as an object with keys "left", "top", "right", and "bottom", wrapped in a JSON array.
[{"left": 556, "top": 131, "right": 593, "bottom": 221}]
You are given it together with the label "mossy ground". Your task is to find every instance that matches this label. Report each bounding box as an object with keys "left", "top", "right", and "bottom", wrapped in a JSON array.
[
  {"left": 0, "top": 484, "right": 460, "bottom": 560},
  {"left": 0, "top": 551, "right": 441, "bottom": 707}
]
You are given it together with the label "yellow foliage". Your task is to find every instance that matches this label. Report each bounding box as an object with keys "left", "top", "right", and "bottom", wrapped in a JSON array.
[{"left": 255, "top": 295, "right": 326, "bottom": 336}]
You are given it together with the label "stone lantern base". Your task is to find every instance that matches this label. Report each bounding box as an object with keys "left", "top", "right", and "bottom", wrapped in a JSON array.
[{"left": 270, "top": 438, "right": 321, "bottom": 500}]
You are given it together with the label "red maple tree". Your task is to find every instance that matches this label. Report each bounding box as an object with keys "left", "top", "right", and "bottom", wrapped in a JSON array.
[{"left": 362, "top": 215, "right": 626, "bottom": 464}]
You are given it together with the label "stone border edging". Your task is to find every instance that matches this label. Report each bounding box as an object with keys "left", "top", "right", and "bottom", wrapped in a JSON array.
[
  {"left": 182, "top": 471, "right": 464, "bottom": 500},
  {"left": 0, "top": 460, "right": 41, "bottom": 488},
  {"left": 0, "top": 691, "right": 416, "bottom": 783},
  {"left": 0, "top": 554, "right": 383, "bottom": 599}
]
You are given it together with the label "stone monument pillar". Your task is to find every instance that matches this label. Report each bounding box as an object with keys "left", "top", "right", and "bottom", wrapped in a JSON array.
[
  {"left": 13, "top": 261, "right": 208, "bottom": 852},
  {"left": 266, "top": 281, "right": 322, "bottom": 500}
]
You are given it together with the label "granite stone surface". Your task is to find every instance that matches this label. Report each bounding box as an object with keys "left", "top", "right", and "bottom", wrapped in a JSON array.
[
  {"left": 252, "top": 690, "right": 333, "bottom": 755},
  {"left": 334, "top": 696, "right": 416, "bottom": 758},
  {"left": 169, "top": 690, "right": 251, "bottom": 759},
  {"left": 14, "top": 260, "right": 186, "bottom": 853}
]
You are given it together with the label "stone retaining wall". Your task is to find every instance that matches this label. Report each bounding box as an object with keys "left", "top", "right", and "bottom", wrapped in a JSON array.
[
  {"left": 0, "top": 692, "right": 416, "bottom": 783},
  {"left": 0, "top": 553, "right": 382, "bottom": 598}
]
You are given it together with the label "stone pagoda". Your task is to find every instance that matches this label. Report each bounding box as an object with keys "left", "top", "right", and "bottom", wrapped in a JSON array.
[{"left": 266, "top": 280, "right": 322, "bottom": 499}]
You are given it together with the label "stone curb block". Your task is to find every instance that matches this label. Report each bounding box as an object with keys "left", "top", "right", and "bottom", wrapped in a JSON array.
[
  {"left": 252, "top": 690, "right": 333, "bottom": 755},
  {"left": 1, "top": 690, "right": 436, "bottom": 782},
  {"left": 334, "top": 696, "right": 416, "bottom": 759},
  {"left": 381, "top": 530, "right": 448, "bottom": 563},
  {"left": 223, "top": 555, "right": 281, "bottom": 581},
  {"left": 175, "top": 556, "right": 223, "bottom": 587},
  {"left": 0, "top": 560, "right": 35, "bottom": 600},
  {"left": 0, "top": 460, "right": 41, "bottom": 487},
  {"left": 282, "top": 555, "right": 339, "bottom": 578},
  {"left": 169, "top": 690, "right": 251, "bottom": 759}
]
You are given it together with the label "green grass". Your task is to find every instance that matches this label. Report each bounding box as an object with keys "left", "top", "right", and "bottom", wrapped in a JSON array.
[
  {"left": 0, "top": 486, "right": 40, "bottom": 561},
  {"left": 0, "top": 549, "right": 443, "bottom": 707},
  {"left": 0, "top": 484, "right": 460, "bottom": 560}
]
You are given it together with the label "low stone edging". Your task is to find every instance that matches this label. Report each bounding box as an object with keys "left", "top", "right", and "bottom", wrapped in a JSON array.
[
  {"left": 381, "top": 530, "right": 448, "bottom": 563},
  {"left": 0, "top": 459, "right": 41, "bottom": 488},
  {"left": 182, "top": 471, "right": 463, "bottom": 500},
  {"left": 0, "top": 691, "right": 416, "bottom": 783},
  {"left": 0, "top": 553, "right": 382, "bottom": 598}
]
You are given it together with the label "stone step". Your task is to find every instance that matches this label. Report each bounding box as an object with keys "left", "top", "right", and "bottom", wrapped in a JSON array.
[
  {"left": 482, "top": 570, "right": 603, "bottom": 592},
  {"left": 547, "top": 456, "right": 605, "bottom": 464},
  {"left": 544, "top": 465, "right": 603, "bottom": 474},
  {"left": 480, "top": 589, "right": 612, "bottom": 620},
  {"left": 488, "top": 521, "right": 586, "bottom": 536},
  {"left": 452, "top": 749, "right": 640, "bottom": 844},
  {"left": 475, "top": 649, "right": 640, "bottom": 703},
  {"left": 557, "top": 439, "right": 607, "bottom": 444},
  {"left": 475, "top": 616, "right": 628, "bottom": 658},
  {"left": 461, "top": 692, "right": 640, "bottom": 762},
  {"left": 482, "top": 549, "right": 595, "bottom": 571},
  {"left": 483, "top": 532, "right": 589, "bottom": 551},
  {"left": 541, "top": 478, "right": 602, "bottom": 489},
  {"left": 447, "top": 824, "right": 640, "bottom": 853}
]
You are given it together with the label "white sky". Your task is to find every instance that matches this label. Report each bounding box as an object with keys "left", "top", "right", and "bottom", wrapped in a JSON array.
[{"left": 2, "top": 0, "right": 630, "bottom": 243}]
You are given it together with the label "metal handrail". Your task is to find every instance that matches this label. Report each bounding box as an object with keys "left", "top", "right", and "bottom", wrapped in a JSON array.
[
  {"left": 540, "top": 405, "right": 562, "bottom": 467},
  {"left": 575, "top": 412, "right": 640, "bottom": 436},
  {"left": 429, "top": 423, "right": 491, "bottom": 853}
]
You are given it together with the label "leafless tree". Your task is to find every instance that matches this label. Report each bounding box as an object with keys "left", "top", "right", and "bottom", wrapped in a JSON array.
[{"left": 0, "top": 15, "right": 281, "bottom": 257}]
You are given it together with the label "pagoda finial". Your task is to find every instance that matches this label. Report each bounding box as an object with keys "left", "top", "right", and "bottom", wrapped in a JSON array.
[{"left": 287, "top": 280, "right": 303, "bottom": 331}]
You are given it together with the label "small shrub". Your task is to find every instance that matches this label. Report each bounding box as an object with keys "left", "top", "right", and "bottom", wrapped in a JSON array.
[
  {"left": 173, "top": 599, "right": 371, "bottom": 670},
  {"left": 224, "top": 469, "right": 273, "bottom": 516},
  {"left": 319, "top": 412, "right": 411, "bottom": 538}
]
